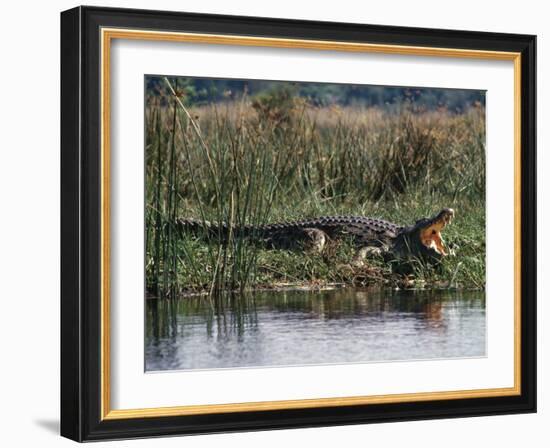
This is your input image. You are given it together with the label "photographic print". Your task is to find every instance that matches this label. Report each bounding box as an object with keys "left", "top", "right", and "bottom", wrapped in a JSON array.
[
  {"left": 144, "top": 76, "right": 487, "bottom": 371},
  {"left": 61, "top": 8, "right": 536, "bottom": 440}
]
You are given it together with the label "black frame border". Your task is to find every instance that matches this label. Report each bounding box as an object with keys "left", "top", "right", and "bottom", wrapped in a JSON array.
[{"left": 61, "top": 6, "right": 536, "bottom": 442}]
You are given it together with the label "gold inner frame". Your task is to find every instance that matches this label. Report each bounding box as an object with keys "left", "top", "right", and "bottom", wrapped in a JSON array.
[{"left": 100, "top": 27, "right": 522, "bottom": 421}]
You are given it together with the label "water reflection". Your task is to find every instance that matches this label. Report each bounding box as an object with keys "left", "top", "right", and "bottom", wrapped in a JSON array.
[{"left": 145, "top": 288, "right": 485, "bottom": 371}]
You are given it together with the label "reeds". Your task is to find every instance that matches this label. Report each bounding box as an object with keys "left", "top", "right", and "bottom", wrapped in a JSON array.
[{"left": 145, "top": 84, "right": 486, "bottom": 296}]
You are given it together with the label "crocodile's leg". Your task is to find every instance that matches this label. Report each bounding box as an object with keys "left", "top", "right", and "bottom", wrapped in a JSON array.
[
  {"left": 264, "top": 227, "right": 328, "bottom": 252},
  {"left": 351, "top": 246, "right": 385, "bottom": 267},
  {"left": 302, "top": 228, "right": 328, "bottom": 253}
]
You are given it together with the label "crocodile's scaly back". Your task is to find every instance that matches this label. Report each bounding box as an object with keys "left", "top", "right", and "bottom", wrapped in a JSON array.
[{"left": 177, "top": 215, "right": 403, "bottom": 248}]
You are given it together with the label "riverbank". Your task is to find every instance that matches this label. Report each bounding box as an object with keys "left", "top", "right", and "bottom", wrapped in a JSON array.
[{"left": 146, "top": 201, "right": 485, "bottom": 297}]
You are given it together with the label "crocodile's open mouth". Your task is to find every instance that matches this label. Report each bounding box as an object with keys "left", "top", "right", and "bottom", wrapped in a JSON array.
[{"left": 419, "top": 208, "right": 455, "bottom": 256}]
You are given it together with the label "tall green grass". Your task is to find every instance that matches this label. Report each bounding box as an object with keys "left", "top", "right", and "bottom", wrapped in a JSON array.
[{"left": 145, "top": 80, "right": 486, "bottom": 297}]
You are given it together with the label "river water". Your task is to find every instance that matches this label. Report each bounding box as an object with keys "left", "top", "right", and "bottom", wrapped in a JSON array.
[{"left": 145, "top": 288, "right": 485, "bottom": 371}]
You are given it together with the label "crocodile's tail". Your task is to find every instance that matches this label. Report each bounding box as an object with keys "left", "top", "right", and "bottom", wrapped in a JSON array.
[
  {"left": 175, "top": 217, "right": 330, "bottom": 244},
  {"left": 176, "top": 217, "right": 336, "bottom": 251}
]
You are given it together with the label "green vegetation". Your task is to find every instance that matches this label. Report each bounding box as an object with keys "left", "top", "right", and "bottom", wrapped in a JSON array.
[{"left": 145, "top": 77, "right": 486, "bottom": 297}]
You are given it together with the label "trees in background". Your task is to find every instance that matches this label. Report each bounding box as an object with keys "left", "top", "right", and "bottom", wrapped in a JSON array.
[{"left": 146, "top": 76, "right": 485, "bottom": 113}]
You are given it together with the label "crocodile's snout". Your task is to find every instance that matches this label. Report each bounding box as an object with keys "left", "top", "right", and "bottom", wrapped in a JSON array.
[{"left": 418, "top": 208, "right": 455, "bottom": 256}]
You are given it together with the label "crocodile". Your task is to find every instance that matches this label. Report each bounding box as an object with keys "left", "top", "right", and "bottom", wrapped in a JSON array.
[{"left": 176, "top": 208, "right": 455, "bottom": 264}]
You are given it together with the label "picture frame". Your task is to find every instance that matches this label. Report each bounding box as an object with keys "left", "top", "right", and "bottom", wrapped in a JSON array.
[{"left": 60, "top": 5, "right": 536, "bottom": 442}]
